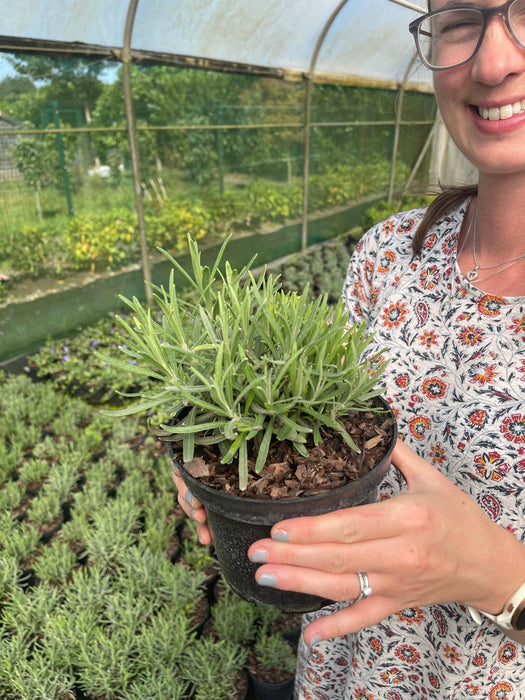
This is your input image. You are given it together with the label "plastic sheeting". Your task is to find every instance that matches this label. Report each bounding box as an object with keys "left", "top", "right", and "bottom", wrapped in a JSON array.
[{"left": 0, "top": 0, "right": 431, "bottom": 89}]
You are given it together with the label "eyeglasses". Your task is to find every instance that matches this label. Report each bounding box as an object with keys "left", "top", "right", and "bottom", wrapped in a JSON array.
[{"left": 409, "top": 0, "right": 525, "bottom": 71}]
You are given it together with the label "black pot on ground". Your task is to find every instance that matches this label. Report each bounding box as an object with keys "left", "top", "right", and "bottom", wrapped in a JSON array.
[
  {"left": 248, "top": 671, "right": 295, "bottom": 700},
  {"left": 171, "top": 398, "right": 397, "bottom": 613}
]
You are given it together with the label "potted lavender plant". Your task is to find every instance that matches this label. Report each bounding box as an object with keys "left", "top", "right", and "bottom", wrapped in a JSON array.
[{"left": 101, "top": 236, "right": 397, "bottom": 612}]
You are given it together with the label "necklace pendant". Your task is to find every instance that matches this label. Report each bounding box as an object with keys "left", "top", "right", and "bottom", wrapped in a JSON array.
[{"left": 466, "top": 266, "right": 479, "bottom": 282}]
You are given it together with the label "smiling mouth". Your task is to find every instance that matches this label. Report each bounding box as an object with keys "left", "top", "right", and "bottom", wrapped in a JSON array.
[{"left": 477, "top": 100, "right": 525, "bottom": 121}]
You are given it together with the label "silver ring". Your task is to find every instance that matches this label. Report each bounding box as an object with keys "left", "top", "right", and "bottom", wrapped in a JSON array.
[{"left": 356, "top": 571, "right": 372, "bottom": 601}]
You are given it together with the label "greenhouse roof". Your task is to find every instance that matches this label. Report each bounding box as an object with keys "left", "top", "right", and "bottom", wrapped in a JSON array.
[{"left": 0, "top": 0, "right": 431, "bottom": 90}]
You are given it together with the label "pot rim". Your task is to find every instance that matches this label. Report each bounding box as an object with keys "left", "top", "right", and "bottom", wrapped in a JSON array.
[{"left": 172, "top": 397, "right": 397, "bottom": 508}]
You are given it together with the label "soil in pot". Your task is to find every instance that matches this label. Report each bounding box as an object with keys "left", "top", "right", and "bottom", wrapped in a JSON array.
[
  {"left": 182, "top": 406, "right": 395, "bottom": 499},
  {"left": 230, "top": 669, "right": 249, "bottom": 700}
]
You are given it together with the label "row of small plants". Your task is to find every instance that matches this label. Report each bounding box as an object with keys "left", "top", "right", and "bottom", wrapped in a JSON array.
[
  {"left": 26, "top": 312, "right": 159, "bottom": 406},
  {"left": 0, "top": 371, "right": 301, "bottom": 699},
  {"left": 0, "top": 159, "right": 408, "bottom": 283}
]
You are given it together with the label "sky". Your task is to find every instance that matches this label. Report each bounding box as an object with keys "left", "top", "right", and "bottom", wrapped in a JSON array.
[
  {"left": 0, "top": 56, "right": 16, "bottom": 82},
  {"left": 0, "top": 53, "right": 119, "bottom": 85}
]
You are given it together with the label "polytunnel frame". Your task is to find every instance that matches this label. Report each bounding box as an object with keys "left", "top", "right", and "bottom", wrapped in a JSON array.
[
  {"left": 299, "top": 0, "right": 425, "bottom": 252},
  {"left": 0, "top": 0, "right": 428, "bottom": 308}
]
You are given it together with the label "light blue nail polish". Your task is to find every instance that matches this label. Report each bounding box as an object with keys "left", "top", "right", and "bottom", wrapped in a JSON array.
[
  {"left": 272, "top": 529, "right": 289, "bottom": 542},
  {"left": 189, "top": 508, "right": 195, "bottom": 520},
  {"left": 309, "top": 635, "right": 322, "bottom": 649},
  {"left": 185, "top": 490, "right": 194, "bottom": 506},
  {"left": 251, "top": 549, "right": 267, "bottom": 564},
  {"left": 258, "top": 573, "right": 278, "bottom": 588}
]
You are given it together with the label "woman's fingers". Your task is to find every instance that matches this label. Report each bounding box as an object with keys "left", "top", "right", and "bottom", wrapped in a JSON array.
[
  {"left": 253, "top": 563, "right": 410, "bottom": 642},
  {"left": 268, "top": 440, "right": 458, "bottom": 547},
  {"left": 249, "top": 538, "right": 423, "bottom": 582},
  {"left": 195, "top": 522, "right": 213, "bottom": 546},
  {"left": 390, "top": 438, "right": 446, "bottom": 486},
  {"left": 171, "top": 462, "right": 213, "bottom": 544},
  {"left": 268, "top": 500, "right": 402, "bottom": 546},
  {"left": 172, "top": 462, "right": 202, "bottom": 510},
  {"left": 255, "top": 563, "right": 390, "bottom": 604},
  {"left": 302, "top": 597, "right": 401, "bottom": 645}
]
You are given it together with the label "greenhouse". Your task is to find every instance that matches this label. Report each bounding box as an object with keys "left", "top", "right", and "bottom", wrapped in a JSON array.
[
  {"left": 0, "top": 1, "right": 482, "bottom": 699},
  {"left": 0, "top": 0, "right": 481, "bottom": 364}
]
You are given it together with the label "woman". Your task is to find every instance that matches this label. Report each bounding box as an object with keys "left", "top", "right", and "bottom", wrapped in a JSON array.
[{"left": 174, "top": 1, "right": 525, "bottom": 696}]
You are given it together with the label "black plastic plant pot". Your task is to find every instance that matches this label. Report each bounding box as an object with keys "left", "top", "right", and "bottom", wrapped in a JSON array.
[
  {"left": 170, "top": 397, "right": 397, "bottom": 614},
  {"left": 248, "top": 671, "right": 295, "bottom": 700}
]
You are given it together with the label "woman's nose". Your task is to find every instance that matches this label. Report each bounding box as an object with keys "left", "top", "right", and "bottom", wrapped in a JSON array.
[{"left": 470, "top": 15, "right": 525, "bottom": 85}]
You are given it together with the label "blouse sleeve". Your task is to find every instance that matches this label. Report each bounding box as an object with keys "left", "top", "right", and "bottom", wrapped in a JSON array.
[
  {"left": 341, "top": 226, "right": 380, "bottom": 325},
  {"left": 341, "top": 209, "right": 424, "bottom": 326}
]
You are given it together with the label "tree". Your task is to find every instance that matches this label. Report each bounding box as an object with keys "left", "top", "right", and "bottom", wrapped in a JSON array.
[
  {"left": 0, "top": 75, "right": 35, "bottom": 103},
  {"left": 92, "top": 66, "right": 262, "bottom": 182},
  {"left": 6, "top": 55, "right": 105, "bottom": 118},
  {"left": 11, "top": 135, "right": 60, "bottom": 223},
  {"left": 0, "top": 55, "right": 108, "bottom": 135}
]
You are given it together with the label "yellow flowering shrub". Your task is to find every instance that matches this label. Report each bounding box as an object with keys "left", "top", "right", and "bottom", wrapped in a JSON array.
[{"left": 64, "top": 210, "right": 138, "bottom": 271}]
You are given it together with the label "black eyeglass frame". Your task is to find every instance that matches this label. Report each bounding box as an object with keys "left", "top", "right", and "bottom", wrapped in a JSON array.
[{"left": 409, "top": 0, "right": 525, "bottom": 71}]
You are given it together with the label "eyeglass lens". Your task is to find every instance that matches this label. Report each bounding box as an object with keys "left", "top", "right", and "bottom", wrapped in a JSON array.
[{"left": 416, "top": 0, "right": 525, "bottom": 69}]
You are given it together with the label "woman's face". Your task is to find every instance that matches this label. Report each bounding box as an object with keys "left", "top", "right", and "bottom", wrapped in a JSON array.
[{"left": 431, "top": 0, "right": 525, "bottom": 176}]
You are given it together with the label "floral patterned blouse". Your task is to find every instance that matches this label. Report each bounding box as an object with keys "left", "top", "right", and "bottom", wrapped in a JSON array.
[{"left": 295, "top": 201, "right": 525, "bottom": 700}]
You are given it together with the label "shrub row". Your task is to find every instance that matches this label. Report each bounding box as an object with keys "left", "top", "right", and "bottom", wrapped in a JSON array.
[{"left": 0, "top": 159, "right": 407, "bottom": 280}]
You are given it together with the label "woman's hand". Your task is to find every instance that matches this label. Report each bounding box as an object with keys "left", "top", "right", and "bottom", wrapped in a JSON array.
[
  {"left": 248, "top": 439, "right": 525, "bottom": 643},
  {"left": 171, "top": 463, "right": 213, "bottom": 545}
]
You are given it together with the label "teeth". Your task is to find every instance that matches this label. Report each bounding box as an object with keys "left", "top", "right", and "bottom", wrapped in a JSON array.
[{"left": 479, "top": 99, "right": 525, "bottom": 120}]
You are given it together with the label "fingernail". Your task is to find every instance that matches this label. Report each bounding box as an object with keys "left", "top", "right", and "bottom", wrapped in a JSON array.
[
  {"left": 250, "top": 549, "right": 267, "bottom": 564},
  {"left": 184, "top": 490, "right": 194, "bottom": 506},
  {"left": 189, "top": 508, "right": 195, "bottom": 520},
  {"left": 272, "top": 529, "right": 289, "bottom": 542},
  {"left": 171, "top": 461, "right": 177, "bottom": 475},
  {"left": 257, "top": 573, "right": 278, "bottom": 588},
  {"left": 308, "top": 635, "right": 322, "bottom": 649}
]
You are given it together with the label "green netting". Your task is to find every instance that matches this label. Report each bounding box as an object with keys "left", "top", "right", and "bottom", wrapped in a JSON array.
[{"left": 0, "top": 56, "right": 435, "bottom": 362}]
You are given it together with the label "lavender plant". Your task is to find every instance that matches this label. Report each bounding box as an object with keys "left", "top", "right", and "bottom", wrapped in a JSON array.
[
  {"left": 251, "top": 626, "right": 297, "bottom": 677},
  {"left": 181, "top": 636, "right": 248, "bottom": 700},
  {"left": 7, "top": 651, "right": 75, "bottom": 700},
  {"left": 18, "top": 458, "right": 49, "bottom": 489},
  {"left": 0, "top": 442, "right": 23, "bottom": 482},
  {"left": 210, "top": 587, "right": 259, "bottom": 645},
  {"left": 0, "top": 555, "right": 20, "bottom": 600},
  {"left": 32, "top": 540, "right": 77, "bottom": 585},
  {"left": 1, "top": 521, "right": 40, "bottom": 567},
  {"left": 0, "top": 482, "right": 23, "bottom": 513},
  {"left": 102, "top": 236, "right": 386, "bottom": 490}
]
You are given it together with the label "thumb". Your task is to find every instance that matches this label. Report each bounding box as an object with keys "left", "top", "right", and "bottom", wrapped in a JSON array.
[{"left": 390, "top": 438, "right": 445, "bottom": 490}]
